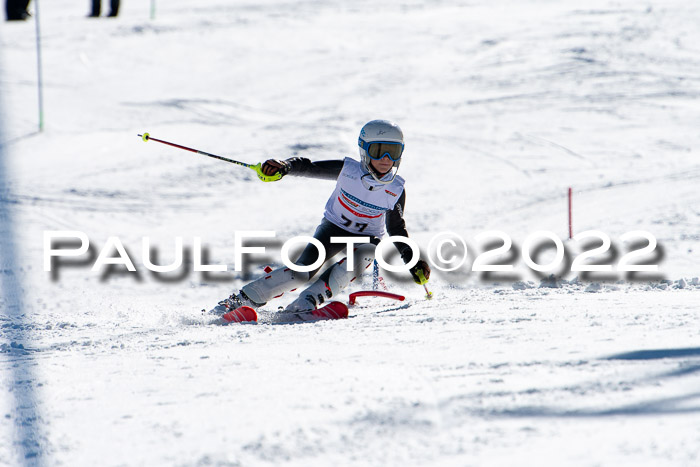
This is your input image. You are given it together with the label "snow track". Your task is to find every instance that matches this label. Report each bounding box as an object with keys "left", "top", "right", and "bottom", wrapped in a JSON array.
[{"left": 2, "top": 284, "right": 699, "bottom": 466}]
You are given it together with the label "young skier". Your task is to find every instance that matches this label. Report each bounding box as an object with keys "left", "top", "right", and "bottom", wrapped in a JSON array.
[{"left": 210, "top": 119, "right": 430, "bottom": 316}]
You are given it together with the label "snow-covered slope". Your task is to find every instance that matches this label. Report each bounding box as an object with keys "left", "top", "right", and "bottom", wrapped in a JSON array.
[{"left": 1, "top": 0, "right": 698, "bottom": 465}]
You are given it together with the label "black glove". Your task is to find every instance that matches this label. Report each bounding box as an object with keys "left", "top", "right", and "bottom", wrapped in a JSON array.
[
  {"left": 409, "top": 260, "right": 430, "bottom": 285},
  {"left": 261, "top": 159, "right": 291, "bottom": 177}
]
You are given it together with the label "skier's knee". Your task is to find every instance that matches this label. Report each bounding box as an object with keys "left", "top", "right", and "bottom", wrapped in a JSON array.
[
  {"left": 353, "top": 243, "right": 376, "bottom": 272},
  {"left": 241, "top": 266, "right": 310, "bottom": 304}
]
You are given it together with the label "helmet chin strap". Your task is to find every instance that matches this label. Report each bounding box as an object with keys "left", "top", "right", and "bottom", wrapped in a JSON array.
[
  {"left": 361, "top": 171, "right": 394, "bottom": 190},
  {"left": 360, "top": 152, "right": 401, "bottom": 188}
]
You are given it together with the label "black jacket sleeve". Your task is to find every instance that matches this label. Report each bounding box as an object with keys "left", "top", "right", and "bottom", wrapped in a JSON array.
[
  {"left": 385, "top": 190, "right": 414, "bottom": 264},
  {"left": 284, "top": 157, "right": 344, "bottom": 180}
]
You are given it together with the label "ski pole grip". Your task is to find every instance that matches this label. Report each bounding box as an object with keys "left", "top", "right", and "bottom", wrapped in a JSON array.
[
  {"left": 416, "top": 270, "right": 429, "bottom": 285},
  {"left": 251, "top": 163, "right": 283, "bottom": 182}
]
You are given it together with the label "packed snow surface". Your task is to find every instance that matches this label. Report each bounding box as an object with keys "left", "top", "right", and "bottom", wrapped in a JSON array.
[{"left": 1, "top": 0, "right": 699, "bottom": 465}]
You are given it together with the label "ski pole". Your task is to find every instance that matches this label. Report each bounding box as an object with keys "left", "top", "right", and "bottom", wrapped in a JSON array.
[
  {"left": 415, "top": 270, "right": 433, "bottom": 300},
  {"left": 423, "top": 283, "right": 433, "bottom": 300},
  {"left": 137, "top": 132, "right": 282, "bottom": 182}
]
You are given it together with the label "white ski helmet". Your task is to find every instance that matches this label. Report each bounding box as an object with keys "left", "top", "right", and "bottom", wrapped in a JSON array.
[{"left": 358, "top": 119, "right": 404, "bottom": 185}]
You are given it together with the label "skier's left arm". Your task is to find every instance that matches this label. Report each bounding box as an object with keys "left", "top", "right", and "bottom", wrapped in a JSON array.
[{"left": 386, "top": 190, "right": 431, "bottom": 284}]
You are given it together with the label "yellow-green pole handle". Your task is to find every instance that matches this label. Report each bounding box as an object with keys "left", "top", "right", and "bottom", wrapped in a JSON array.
[{"left": 249, "top": 163, "right": 283, "bottom": 182}]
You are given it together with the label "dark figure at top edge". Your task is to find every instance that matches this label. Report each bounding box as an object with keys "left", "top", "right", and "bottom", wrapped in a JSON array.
[
  {"left": 6, "top": 0, "right": 31, "bottom": 21},
  {"left": 89, "top": 0, "right": 119, "bottom": 18}
]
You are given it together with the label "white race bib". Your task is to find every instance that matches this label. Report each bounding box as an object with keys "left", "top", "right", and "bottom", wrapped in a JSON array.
[{"left": 323, "top": 158, "right": 405, "bottom": 237}]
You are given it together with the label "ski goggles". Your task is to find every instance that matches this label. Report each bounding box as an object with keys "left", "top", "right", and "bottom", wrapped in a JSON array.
[{"left": 358, "top": 139, "right": 404, "bottom": 161}]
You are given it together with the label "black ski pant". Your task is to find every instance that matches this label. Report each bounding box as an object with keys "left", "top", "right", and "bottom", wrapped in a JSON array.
[
  {"left": 295, "top": 218, "right": 379, "bottom": 280},
  {"left": 90, "top": 0, "right": 120, "bottom": 17},
  {"left": 5, "top": 0, "right": 30, "bottom": 20}
]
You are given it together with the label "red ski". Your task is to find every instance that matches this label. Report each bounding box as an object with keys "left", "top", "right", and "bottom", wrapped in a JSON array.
[
  {"left": 221, "top": 306, "right": 258, "bottom": 323},
  {"left": 221, "top": 301, "right": 348, "bottom": 324},
  {"left": 311, "top": 301, "right": 349, "bottom": 320},
  {"left": 348, "top": 291, "right": 405, "bottom": 305},
  {"left": 275, "top": 301, "right": 349, "bottom": 323}
]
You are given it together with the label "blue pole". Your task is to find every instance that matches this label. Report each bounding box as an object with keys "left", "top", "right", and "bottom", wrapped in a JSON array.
[
  {"left": 372, "top": 260, "right": 379, "bottom": 290},
  {"left": 35, "top": 0, "right": 44, "bottom": 131},
  {"left": 0, "top": 58, "right": 46, "bottom": 467}
]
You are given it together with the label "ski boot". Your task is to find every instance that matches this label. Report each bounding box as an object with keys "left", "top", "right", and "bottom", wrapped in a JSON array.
[{"left": 208, "top": 290, "right": 260, "bottom": 316}]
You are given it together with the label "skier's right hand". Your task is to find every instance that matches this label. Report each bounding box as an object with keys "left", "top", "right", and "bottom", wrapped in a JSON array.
[
  {"left": 409, "top": 260, "right": 431, "bottom": 285},
  {"left": 261, "top": 159, "right": 291, "bottom": 178}
]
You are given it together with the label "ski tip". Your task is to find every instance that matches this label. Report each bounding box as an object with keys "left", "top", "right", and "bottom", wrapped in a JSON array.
[{"left": 222, "top": 306, "right": 258, "bottom": 323}]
